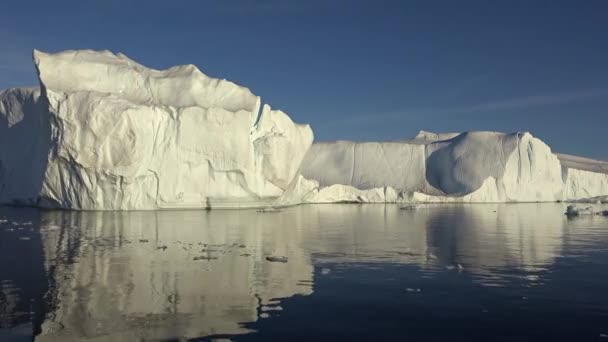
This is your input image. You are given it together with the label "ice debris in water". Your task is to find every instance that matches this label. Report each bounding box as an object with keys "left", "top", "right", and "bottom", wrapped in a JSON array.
[
  {"left": 445, "top": 264, "right": 464, "bottom": 272},
  {"left": 266, "top": 256, "right": 288, "bottom": 263},
  {"left": 406, "top": 288, "right": 422, "bottom": 293}
]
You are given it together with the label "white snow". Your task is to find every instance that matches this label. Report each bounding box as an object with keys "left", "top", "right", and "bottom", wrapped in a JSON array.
[{"left": 1, "top": 50, "right": 608, "bottom": 210}]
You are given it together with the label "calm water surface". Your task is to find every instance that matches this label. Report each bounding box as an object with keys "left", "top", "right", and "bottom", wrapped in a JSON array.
[{"left": 1, "top": 203, "right": 608, "bottom": 341}]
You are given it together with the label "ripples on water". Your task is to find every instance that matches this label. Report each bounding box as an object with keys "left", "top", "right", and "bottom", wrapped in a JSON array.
[{"left": 0, "top": 203, "right": 607, "bottom": 341}]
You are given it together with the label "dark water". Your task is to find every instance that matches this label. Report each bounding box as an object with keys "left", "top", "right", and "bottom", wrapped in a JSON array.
[{"left": 1, "top": 203, "right": 608, "bottom": 341}]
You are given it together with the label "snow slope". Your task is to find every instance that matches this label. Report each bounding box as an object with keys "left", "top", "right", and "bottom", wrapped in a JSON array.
[{"left": 1, "top": 50, "right": 312, "bottom": 209}]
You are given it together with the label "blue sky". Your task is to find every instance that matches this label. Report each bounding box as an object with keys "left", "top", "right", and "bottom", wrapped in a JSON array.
[{"left": 1, "top": 0, "right": 607, "bottom": 159}]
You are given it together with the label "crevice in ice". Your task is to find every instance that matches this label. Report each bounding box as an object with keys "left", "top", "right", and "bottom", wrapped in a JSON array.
[{"left": 252, "top": 99, "right": 264, "bottom": 130}]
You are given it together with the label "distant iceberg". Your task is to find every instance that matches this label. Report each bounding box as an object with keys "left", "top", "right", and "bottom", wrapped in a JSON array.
[
  {"left": 1, "top": 50, "right": 607, "bottom": 210},
  {"left": 297, "top": 131, "right": 608, "bottom": 204}
]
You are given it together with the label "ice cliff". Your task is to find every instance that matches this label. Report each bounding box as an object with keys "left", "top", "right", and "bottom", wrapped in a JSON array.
[
  {"left": 0, "top": 50, "right": 313, "bottom": 209},
  {"left": 296, "top": 131, "right": 608, "bottom": 204},
  {"left": 1, "top": 50, "right": 607, "bottom": 209}
]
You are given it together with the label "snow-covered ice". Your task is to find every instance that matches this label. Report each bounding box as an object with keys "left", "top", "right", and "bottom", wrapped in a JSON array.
[{"left": 1, "top": 49, "right": 608, "bottom": 210}]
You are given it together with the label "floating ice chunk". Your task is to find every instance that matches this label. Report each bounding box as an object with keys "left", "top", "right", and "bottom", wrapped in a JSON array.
[
  {"left": 445, "top": 264, "right": 464, "bottom": 272},
  {"left": 261, "top": 305, "right": 283, "bottom": 312},
  {"left": 266, "top": 256, "right": 288, "bottom": 263}
]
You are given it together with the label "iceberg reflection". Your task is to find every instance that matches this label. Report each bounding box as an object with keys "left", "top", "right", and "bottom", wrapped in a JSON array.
[
  {"left": 1, "top": 203, "right": 604, "bottom": 341},
  {"left": 36, "top": 210, "right": 314, "bottom": 341}
]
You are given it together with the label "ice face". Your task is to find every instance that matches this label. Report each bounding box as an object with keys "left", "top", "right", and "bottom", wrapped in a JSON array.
[
  {"left": 1, "top": 50, "right": 607, "bottom": 209},
  {"left": 1, "top": 50, "right": 312, "bottom": 210},
  {"left": 298, "top": 132, "right": 608, "bottom": 204}
]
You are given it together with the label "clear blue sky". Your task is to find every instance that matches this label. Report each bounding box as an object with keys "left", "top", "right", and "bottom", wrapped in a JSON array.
[{"left": 1, "top": 0, "right": 607, "bottom": 159}]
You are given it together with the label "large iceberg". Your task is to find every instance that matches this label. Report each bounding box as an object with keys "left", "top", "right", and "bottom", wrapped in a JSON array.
[
  {"left": 0, "top": 50, "right": 313, "bottom": 209},
  {"left": 1, "top": 49, "right": 608, "bottom": 210}
]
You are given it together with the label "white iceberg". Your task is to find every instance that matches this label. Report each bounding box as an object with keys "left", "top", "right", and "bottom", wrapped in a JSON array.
[
  {"left": 1, "top": 50, "right": 313, "bottom": 210},
  {"left": 266, "top": 131, "right": 608, "bottom": 205},
  {"left": 297, "top": 131, "right": 608, "bottom": 204},
  {"left": 1, "top": 50, "right": 608, "bottom": 210}
]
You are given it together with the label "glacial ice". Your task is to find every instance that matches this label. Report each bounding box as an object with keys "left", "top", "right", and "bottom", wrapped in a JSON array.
[
  {"left": 1, "top": 49, "right": 608, "bottom": 209},
  {"left": 1, "top": 50, "right": 313, "bottom": 209},
  {"left": 297, "top": 131, "right": 608, "bottom": 204}
]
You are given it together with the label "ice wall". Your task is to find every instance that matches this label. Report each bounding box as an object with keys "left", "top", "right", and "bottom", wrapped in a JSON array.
[
  {"left": 1, "top": 49, "right": 607, "bottom": 209},
  {"left": 298, "top": 131, "right": 606, "bottom": 203},
  {"left": 1, "top": 50, "right": 313, "bottom": 210}
]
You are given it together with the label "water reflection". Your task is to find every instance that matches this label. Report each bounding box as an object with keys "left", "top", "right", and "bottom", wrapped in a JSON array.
[
  {"left": 0, "top": 203, "right": 607, "bottom": 341},
  {"left": 36, "top": 210, "right": 314, "bottom": 341}
]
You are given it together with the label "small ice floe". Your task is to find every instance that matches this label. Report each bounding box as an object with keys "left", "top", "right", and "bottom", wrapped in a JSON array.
[
  {"left": 445, "top": 264, "right": 464, "bottom": 272},
  {"left": 321, "top": 268, "right": 331, "bottom": 275},
  {"left": 0, "top": 219, "right": 8, "bottom": 224},
  {"left": 257, "top": 207, "right": 284, "bottom": 213},
  {"left": 266, "top": 255, "right": 288, "bottom": 263},
  {"left": 261, "top": 305, "right": 283, "bottom": 312},
  {"left": 259, "top": 313, "right": 270, "bottom": 319},
  {"left": 18, "top": 236, "right": 31, "bottom": 241},
  {"left": 600, "top": 333, "right": 608, "bottom": 339},
  {"left": 405, "top": 288, "right": 422, "bottom": 293},
  {"left": 400, "top": 205, "right": 421, "bottom": 210}
]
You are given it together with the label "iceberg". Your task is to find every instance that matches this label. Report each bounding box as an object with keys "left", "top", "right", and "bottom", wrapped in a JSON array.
[
  {"left": 1, "top": 50, "right": 313, "bottom": 209},
  {"left": 297, "top": 131, "right": 608, "bottom": 203},
  {"left": 1, "top": 49, "right": 608, "bottom": 210}
]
